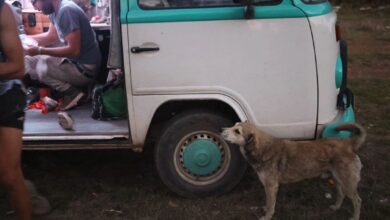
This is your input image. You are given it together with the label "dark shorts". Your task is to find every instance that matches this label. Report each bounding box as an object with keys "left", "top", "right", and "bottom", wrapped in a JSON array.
[{"left": 0, "top": 85, "right": 26, "bottom": 130}]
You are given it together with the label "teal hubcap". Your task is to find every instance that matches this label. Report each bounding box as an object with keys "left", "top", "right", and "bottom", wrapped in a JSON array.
[
  {"left": 175, "top": 132, "right": 231, "bottom": 185},
  {"left": 183, "top": 139, "right": 222, "bottom": 176}
]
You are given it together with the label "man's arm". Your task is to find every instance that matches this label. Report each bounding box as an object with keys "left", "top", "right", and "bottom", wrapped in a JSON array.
[
  {"left": 0, "top": 4, "right": 24, "bottom": 80},
  {"left": 29, "top": 24, "right": 59, "bottom": 46},
  {"left": 26, "top": 29, "right": 81, "bottom": 57}
]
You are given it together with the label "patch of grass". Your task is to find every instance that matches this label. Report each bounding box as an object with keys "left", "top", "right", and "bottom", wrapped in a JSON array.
[
  {"left": 349, "top": 54, "right": 374, "bottom": 66},
  {"left": 373, "top": 53, "right": 390, "bottom": 61},
  {"left": 349, "top": 53, "right": 390, "bottom": 67},
  {"left": 375, "top": 34, "right": 390, "bottom": 42},
  {"left": 355, "top": 25, "right": 374, "bottom": 32},
  {"left": 350, "top": 79, "right": 390, "bottom": 139},
  {"left": 339, "top": 6, "right": 390, "bottom": 38}
]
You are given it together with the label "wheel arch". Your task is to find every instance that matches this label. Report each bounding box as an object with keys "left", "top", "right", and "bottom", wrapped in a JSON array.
[{"left": 142, "top": 98, "right": 248, "bottom": 148}]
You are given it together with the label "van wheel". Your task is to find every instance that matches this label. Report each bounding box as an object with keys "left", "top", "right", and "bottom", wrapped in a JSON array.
[{"left": 155, "top": 110, "right": 247, "bottom": 198}]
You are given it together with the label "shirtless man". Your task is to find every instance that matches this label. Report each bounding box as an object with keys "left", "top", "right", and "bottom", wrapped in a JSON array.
[{"left": 0, "top": 0, "right": 32, "bottom": 219}]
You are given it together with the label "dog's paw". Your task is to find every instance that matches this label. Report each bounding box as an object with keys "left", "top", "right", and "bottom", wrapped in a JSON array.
[{"left": 329, "top": 205, "right": 340, "bottom": 211}]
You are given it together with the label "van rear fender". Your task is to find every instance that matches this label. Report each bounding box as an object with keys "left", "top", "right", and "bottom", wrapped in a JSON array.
[{"left": 131, "top": 96, "right": 249, "bottom": 146}]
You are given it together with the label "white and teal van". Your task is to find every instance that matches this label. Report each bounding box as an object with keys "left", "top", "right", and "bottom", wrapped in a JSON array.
[{"left": 24, "top": 0, "right": 355, "bottom": 197}]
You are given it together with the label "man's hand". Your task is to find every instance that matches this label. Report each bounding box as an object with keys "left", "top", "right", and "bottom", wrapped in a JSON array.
[
  {"left": 28, "top": 24, "right": 59, "bottom": 47},
  {"left": 24, "top": 46, "right": 39, "bottom": 56},
  {"left": 35, "top": 30, "right": 81, "bottom": 58}
]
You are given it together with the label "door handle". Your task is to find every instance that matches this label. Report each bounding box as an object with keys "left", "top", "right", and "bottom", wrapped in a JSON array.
[{"left": 131, "top": 46, "right": 160, "bottom": 53}]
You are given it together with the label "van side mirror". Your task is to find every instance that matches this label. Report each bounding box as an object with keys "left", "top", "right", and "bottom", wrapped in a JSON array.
[{"left": 233, "top": 0, "right": 255, "bottom": 19}]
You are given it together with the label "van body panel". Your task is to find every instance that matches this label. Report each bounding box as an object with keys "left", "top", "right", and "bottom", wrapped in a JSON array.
[
  {"left": 308, "top": 12, "right": 339, "bottom": 126},
  {"left": 131, "top": 95, "right": 249, "bottom": 145},
  {"left": 125, "top": 0, "right": 306, "bottom": 23},
  {"left": 122, "top": 24, "right": 138, "bottom": 143},
  {"left": 120, "top": 0, "right": 129, "bottom": 23},
  {"left": 121, "top": 0, "right": 333, "bottom": 24},
  {"left": 127, "top": 17, "right": 318, "bottom": 140},
  {"left": 24, "top": 139, "right": 134, "bottom": 150},
  {"left": 292, "top": 0, "right": 333, "bottom": 17}
]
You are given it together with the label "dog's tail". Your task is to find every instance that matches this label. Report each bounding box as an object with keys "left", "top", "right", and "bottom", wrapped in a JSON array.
[{"left": 335, "top": 123, "right": 366, "bottom": 152}]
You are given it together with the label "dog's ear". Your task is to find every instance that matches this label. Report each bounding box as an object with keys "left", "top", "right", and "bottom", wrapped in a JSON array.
[{"left": 246, "top": 133, "right": 254, "bottom": 145}]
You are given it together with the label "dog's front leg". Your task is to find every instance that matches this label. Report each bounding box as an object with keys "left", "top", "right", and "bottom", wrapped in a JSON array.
[
  {"left": 257, "top": 172, "right": 278, "bottom": 220},
  {"left": 261, "top": 183, "right": 278, "bottom": 220}
]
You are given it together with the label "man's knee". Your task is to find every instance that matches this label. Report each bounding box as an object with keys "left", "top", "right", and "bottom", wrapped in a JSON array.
[
  {"left": 25, "top": 55, "right": 54, "bottom": 77},
  {"left": 0, "top": 167, "right": 22, "bottom": 189},
  {"left": 25, "top": 55, "right": 41, "bottom": 81},
  {"left": 40, "top": 57, "right": 65, "bottom": 80},
  {"left": 25, "top": 56, "right": 37, "bottom": 72}
]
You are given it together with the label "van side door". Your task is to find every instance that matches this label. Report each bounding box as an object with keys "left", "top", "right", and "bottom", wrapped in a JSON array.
[{"left": 123, "top": 0, "right": 318, "bottom": 139}]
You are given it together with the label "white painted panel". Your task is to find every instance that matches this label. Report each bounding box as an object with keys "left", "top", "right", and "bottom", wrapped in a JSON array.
[
  {"left": 122, "top": 24, "right": 137, "bottom": 142},
  {"left": 131, "top": 94, "right": 248, "bottom": 145},
  {"left": 309, "top": 13, "right": 339, "bottom": 125},
  {"left": 128, "top": 18, "right": 318, "bottom": 141}
]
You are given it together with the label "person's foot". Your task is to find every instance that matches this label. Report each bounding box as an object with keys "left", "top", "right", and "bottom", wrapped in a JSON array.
[
  {"left": 58, "top": 112, "right": 74, "bottom": 130},
  {"left": 59, "top": 89, "right": 85, "bottom": 111},
  {"left": 25, "top": 180, "right": 51, "bottom": 215},
  {"left": 31, "top": 194, "right": 51, "bottom": 215},
  {"left": 43, "top": 96, "right": 58, "bottom": 111},
  {"left": 26, "top": 87, "right": 40, "bottom": 105}
]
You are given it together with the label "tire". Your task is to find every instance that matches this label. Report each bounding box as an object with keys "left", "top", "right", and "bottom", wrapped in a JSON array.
[{"left": 155, "top": 110, "right": 247, "bottom": 198}]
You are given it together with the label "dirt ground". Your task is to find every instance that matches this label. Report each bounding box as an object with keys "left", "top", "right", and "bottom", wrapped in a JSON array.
[{"left": 1, "top": 5, "right": 390, "bottom": 220}]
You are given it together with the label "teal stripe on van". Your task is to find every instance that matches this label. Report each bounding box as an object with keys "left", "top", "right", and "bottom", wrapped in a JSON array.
[
  {"left": 292, "top": 0, "right": 333, "bottom": 17},
  {"left": 121, "top": 0, "right": 333, "bottom": 24},
  {"left": 120, "top": 0, "right": 129, "bottom": 23}
]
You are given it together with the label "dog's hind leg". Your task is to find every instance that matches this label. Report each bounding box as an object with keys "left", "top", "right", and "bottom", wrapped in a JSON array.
[
  {"left": 347, "top": 191, "right": 361, "bottom": 220},
  {"left": 330, "top": 171, "right": 345, "bottom": 211},
  {"left": 338, "top": 158, "right": 362, "bottom": 220},
  {"left": 343, "top": 177, "right": 361, "bottom": 220},
  {"left": 330, "top": 183, "right": 345, "bottom": 211}
]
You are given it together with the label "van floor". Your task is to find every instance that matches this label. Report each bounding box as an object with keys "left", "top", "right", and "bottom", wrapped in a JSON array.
[{"left": 23, "top": 103, "right": 129, "bottom": 141}]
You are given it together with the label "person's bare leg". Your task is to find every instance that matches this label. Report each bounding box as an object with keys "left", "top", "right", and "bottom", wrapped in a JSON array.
[{"left": 0, "top": 127, "right": 32, "bottom": 220}]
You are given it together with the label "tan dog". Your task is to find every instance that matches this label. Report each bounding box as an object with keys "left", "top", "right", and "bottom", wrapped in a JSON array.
[{"left": 221, "top": 122, "right": 366, "bottom": 220}]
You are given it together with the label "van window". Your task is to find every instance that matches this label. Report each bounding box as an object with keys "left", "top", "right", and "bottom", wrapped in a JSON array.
[{"left": 139, "top": 0, "right": 280, "bottom": 10}]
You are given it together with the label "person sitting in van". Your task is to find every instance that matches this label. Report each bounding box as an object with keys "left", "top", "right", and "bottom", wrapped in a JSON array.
[{"left": 24, "top": 0, "right": 101, "bottom": 110}]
